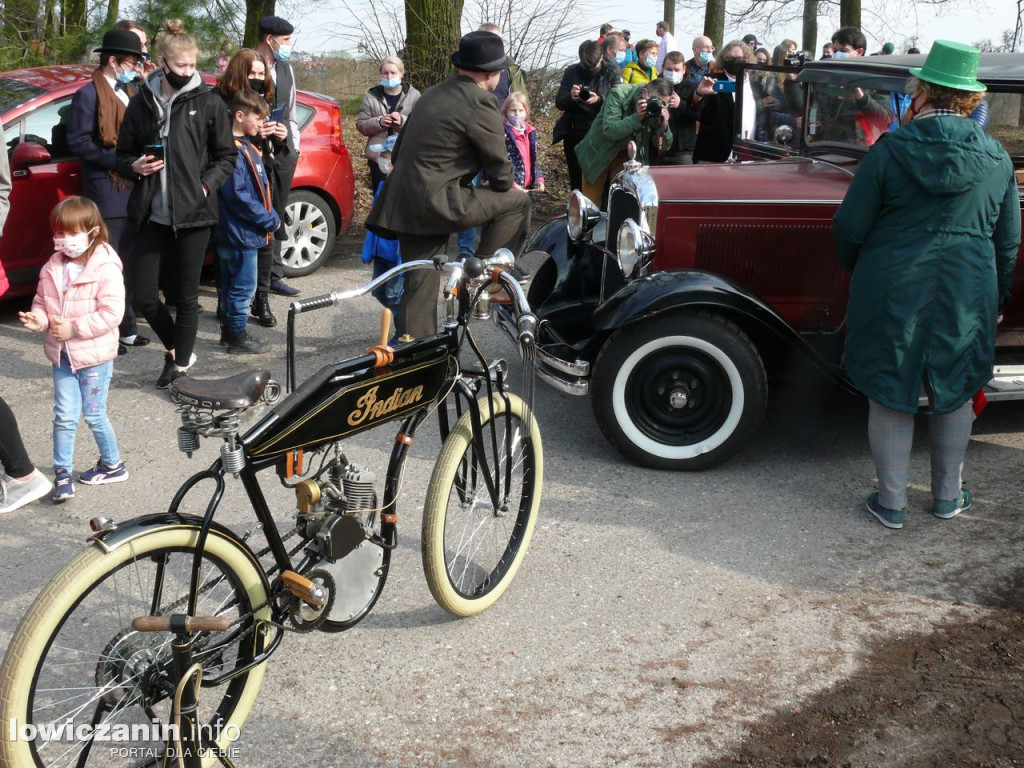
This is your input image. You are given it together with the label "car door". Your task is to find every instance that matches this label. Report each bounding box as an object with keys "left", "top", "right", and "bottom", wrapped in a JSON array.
[{"left": 2, "top": 94, "right": 82, "bottom": 293}]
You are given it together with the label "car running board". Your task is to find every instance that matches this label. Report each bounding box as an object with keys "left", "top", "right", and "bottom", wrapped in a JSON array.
[{"left": 983, "top": 365, "right": 1024, "bottom": 402}]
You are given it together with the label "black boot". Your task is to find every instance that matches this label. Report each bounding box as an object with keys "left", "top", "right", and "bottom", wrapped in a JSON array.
[
  {"left": 250, "top": 291, "right": 277, "bottom": 328},
  {"left": 227, "top": 330, "right": 269, "bottom": 355},
  {"left": 219, "top": 324, "right": 230, "bottom": 346}
]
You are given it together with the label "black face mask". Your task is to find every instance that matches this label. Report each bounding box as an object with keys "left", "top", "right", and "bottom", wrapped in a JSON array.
[
  {"left": 248, "top": 78, "right": 266, "bottom": 95},
  {"left": 723, "top": 59, "right": 743, "bottom": 76},
  {"left": 163, "top": 67, "right": 192, "bottom": 90}
]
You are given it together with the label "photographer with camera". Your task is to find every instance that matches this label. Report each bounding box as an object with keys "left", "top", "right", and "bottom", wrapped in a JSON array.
[
  {"left": 574, "top": 77, "right": 674, "bottom": 205},
  {"left": 691, "top": 40, "right": 756, "bottom": 163},
  {"left": 554, "top": 39, "right": 622, "bottom": 195}
]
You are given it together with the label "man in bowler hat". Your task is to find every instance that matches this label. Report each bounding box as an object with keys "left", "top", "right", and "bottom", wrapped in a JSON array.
[
  {"left": 365, "top": 30, "right": 532, "bottom": 339},
  {"left": 66, "top": 28, "right": 151, "bottom": 354}
]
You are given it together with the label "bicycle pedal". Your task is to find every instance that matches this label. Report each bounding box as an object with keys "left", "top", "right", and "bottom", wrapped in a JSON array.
[{"left": 281, "top": 570, "right": 327, "bottom": 608}]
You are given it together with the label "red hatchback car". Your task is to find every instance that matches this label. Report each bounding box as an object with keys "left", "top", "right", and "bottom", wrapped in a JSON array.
[{"left": 0, "top": 65, "right": 354, "bottom": 298}]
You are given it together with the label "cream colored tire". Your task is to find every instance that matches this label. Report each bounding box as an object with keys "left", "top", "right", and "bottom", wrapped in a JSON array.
[
  {"left": 422, "top": 394, "right": 542, "bottom": 617},
  {"left": 0, "top": 526, "right": 270, "bottom": 768}
]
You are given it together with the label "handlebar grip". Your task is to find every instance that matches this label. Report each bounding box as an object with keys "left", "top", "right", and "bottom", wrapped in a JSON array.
[
  {"left": 291, "top": 293, "right": 336, "bottom": 314},
  {"left": 463, "top": 256, "right": 485, "bottom": 279},
  {"left": 131, "top": 615, "right": 232, "bottom": 633}
]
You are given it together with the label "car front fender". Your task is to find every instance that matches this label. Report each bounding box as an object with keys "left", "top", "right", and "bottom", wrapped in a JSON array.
[{"left": 592, "top": 270, "right": 855, "bottom": 390}]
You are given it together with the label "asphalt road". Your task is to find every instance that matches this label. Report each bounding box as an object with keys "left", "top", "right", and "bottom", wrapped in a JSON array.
[{"left": 1, "top": 245, "right": 1023, "bottom": 767}]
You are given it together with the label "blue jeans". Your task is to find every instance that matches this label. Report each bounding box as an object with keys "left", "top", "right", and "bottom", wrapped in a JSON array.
[
  {"left": 371, "top": 257, "right": 403, "bottom": 312},
  {"left": 457, "top": 171, "right": 484, "bottom": 256},
  {"left": 52, "top": 353, "right": 119, "bottom": 473},
  {"left": 217, "top": 245, "right": 259, "bottom": 334}
]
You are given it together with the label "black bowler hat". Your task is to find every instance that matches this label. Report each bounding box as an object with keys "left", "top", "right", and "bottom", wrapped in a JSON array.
[
  {"left": 93, "top": 28, "right": 148, "bottom": 59},
  {"left": 450, "top": 31, "right": 513, "bottom": 72},
  {"left": 259, "top": 16, "right": 294, "bottom": 36}
]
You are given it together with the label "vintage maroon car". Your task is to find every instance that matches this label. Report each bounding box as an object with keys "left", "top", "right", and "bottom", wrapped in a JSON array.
[
  {"left": 0, "top": 65, "right": 355, "bottom": 298},
  {"left": 503, "top": 52, "right": 1024, "bottom": 470}
]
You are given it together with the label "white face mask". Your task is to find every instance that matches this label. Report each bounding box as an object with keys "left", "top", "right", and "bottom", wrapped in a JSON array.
[
  {"left": 663, "top": 70, "right": 684, "bottom": 84},
  {"left": 54, "top": 228, "right": 97, "bottom": 259}
]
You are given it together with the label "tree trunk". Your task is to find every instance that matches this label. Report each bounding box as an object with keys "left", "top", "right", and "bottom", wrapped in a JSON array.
[
  {"left": 840, "top": 0, "right": 860, "bottom": 30},
  {"left": 662, "top": 1, "right": 674, "bottom": 38},
  {"left": 244, "top": 0, "right": 276, "bottom": 48},
  {"left": 703, "top": 0, "right": 724, "bottom": 48},
  {"left": 802, "top": 0, "right": 817, "bottom": 55},
  {"left": 66, "top": 0, "right": 87, "bottom": 31},
  {"left": 104, "top": 0, "right": 121, "bottom": 31},
  {"left": 404, "top": 0, "right": 464, "bottom": 91}
]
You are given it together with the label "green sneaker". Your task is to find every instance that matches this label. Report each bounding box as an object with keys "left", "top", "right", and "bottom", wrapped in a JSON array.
[
  {"left": 866, "top": 492, "right": 905, "bottom": 529},
  {"left": 934, "top": 487, "right": 972, "bottom": 519}
]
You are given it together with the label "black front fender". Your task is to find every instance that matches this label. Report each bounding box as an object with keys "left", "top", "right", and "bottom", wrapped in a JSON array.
[{"left": 592, "top": 270, "right": 854, "bottom": 390}]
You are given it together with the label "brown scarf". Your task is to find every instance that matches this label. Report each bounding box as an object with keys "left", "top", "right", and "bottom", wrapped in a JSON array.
[{"left": 92, "top": 68, "right": 135, "bottom": 192}]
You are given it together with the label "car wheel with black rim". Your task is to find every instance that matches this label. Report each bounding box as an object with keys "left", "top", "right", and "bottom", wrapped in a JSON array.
[
  {"left": 281, "top": 190, "right": 337, "bottom": 277},
  {"left": 592, "top": 312, "right": 767, "bottom": 470}
]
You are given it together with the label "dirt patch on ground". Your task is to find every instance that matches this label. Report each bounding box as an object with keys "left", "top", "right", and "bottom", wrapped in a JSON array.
[{"left": 697, "top": 571, "right": 1024, "bottom": 768}]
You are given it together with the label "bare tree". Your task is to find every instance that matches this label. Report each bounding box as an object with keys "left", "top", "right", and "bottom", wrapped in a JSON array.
[
  {"left": 467, "top": 0, "right": 591, "bottom": 108},
  {"left": 1013, "top": 0, "right": 1024, "bottom": 52}
]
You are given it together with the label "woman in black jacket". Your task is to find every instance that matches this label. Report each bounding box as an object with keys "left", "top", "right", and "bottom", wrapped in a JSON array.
[{"left": 117, "top": 18, "right": 235, "bottom": 388}]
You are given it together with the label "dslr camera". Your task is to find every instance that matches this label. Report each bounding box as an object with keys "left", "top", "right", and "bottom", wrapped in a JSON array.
[
  {"left": 578, "top": 85, "right": 593, "bottom": 101},
  {"left": 645, "top": 96, "right": 665, "bottom": 121},
  {"left": 784, "top": 50, "right": 809, "bottom": 67}
]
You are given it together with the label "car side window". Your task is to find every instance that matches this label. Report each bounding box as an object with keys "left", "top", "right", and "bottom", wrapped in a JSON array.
[
  {"left": 12, "top": 96, "right": 75, "bottom": 159},
  {"left": 294, "top": 103, "right": 314, "bottom": 133}
]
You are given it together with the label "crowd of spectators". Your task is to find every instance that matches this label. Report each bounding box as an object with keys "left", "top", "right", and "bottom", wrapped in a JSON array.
[{"left": 0, "top": 19, "right": 1014, "bottom": 521}]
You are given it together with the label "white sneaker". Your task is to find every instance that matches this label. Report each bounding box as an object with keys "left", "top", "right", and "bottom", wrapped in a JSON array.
[{"left": 0, "top": 470, "right": 53, "bottom": 514}]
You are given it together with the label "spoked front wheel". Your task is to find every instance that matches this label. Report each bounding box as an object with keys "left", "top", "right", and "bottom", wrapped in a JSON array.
[
  {"left": 422, "top": 393, "right": 543, "bottom": 617},
  {"left": 0, "top": 526, "right": 271, "bottom": 768}
]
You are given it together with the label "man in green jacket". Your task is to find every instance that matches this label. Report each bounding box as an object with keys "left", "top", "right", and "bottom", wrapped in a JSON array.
[
  {"left": 575, "top": 78, "right": 674, "bottom": 206},
  {"left": 832, "top": 40, "right": 1020, "bottom": 530}
]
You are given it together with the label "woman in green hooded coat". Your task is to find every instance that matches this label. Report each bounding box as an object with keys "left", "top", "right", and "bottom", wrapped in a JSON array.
[{"left": 832, "top": 41, "right": 1020, "bottom": 530}]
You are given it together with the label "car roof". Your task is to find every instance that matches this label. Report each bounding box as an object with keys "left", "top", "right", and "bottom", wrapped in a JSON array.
[
  {"left": 797, "top": 52, "right": 1024, "bottom": 91},
  {"left": 1, "top": 65, "right": 94, "bottom": 89}
]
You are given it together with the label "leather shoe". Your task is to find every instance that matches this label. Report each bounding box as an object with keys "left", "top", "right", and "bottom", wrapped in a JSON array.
[
  {"left": 119, "top": 334, "right": 151, "bottom": 347},
  {"left": 250, "top": 291, "right": 277, "bottom": 327},
  {"left": 270, "top": 279, "right": 301, "bottom": 297}
]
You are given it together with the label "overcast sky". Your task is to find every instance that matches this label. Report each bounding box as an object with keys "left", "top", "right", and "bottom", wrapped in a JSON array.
[{"left": 296, "top": 0, "right": 1019, "bottom": 61}]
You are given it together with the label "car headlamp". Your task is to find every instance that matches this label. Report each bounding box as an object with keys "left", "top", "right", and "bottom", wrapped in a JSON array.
[
  {"left": 567, "top": 190, "right": 601, "bottom": 241},
  {"left": 616, "top": 219, "right": 652, "bottom": 278}
]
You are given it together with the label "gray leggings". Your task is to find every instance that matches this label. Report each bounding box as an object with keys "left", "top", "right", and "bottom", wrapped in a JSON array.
[{"left": 868, "top": 399, "right": 973, "bottom": 509}]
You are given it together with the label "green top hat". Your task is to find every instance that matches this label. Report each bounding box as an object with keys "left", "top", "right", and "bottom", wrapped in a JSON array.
[{"left": 909, "top": 40, "right": 986, "bottom": 92}]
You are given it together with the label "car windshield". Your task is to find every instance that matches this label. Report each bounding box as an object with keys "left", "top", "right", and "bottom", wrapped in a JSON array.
[
  {"left": 806, "top": 82, "right": 902, "bottom": 149},
  {"left": 0, "top": 77, "right": 46, "bottom": 116}
]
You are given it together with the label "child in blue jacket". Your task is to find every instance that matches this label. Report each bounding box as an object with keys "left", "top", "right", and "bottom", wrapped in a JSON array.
[{"left": 215, "top": 89, "right": 280, "bottom": 355}]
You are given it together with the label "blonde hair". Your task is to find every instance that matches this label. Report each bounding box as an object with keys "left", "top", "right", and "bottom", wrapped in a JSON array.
[
  {"left": 501, "top": 92, "right": 530, "bottom": 119},
  {"left": 908, "top": 77, "right": 985, "bottom": 117},
  {"left": 379, "top": 55, "right": 405, "bottom": 75},
  {"left": 51, "top": 197, "right": 108, "bottom": 258},
  {"left": 159, "top": 18, "right": 198, "bottom": 60}
]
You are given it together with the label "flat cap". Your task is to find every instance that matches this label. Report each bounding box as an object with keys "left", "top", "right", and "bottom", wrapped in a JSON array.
[{"left": 259, "top": 16, "right": 294, "bottom": 36}]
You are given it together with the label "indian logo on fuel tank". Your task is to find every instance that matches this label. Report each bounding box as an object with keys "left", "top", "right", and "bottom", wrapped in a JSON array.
[{"left": 347, "top": 384, "right": 424, "bottom": 427}]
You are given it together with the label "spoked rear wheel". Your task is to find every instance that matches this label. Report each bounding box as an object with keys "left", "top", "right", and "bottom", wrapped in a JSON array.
[
  {"left": 0, "top": 527, "right": 271, "bottom": 768},
  {"left": 422, "top": 393, "right": 543, "bottom": 617}
]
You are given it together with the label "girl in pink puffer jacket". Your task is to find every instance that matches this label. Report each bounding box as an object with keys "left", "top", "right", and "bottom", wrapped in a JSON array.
[{"left": 19, "top": 197, "right": 127, "bottom": 503}]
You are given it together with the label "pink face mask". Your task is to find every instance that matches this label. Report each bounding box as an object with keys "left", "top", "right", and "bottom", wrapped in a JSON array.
[{"left": 54, "top": 228, "right": 97, "bottom": 259}]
